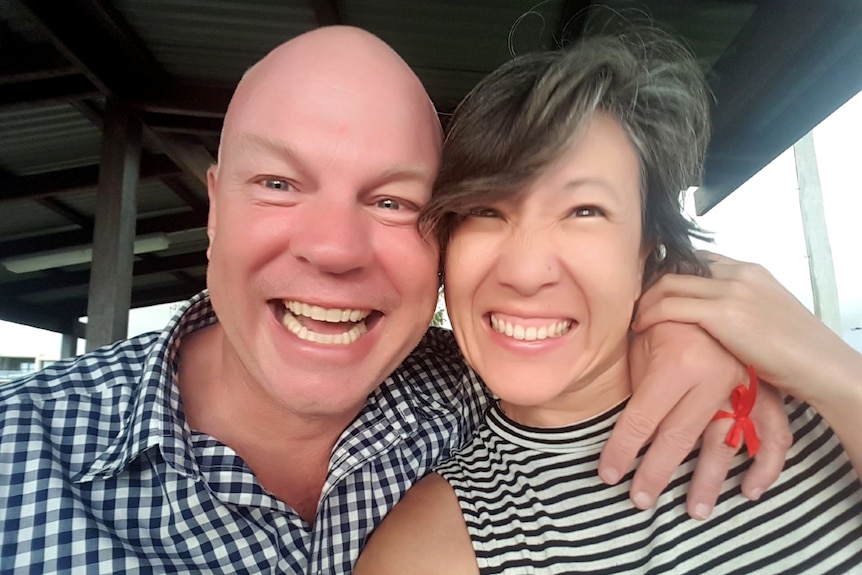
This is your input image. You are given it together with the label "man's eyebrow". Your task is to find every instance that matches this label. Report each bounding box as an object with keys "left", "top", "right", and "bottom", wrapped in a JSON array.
[
  {"left": 377, "top": 165, "right": 435, "bottom": 184},
  {"left": 232, "top": 132, "right": 303, "bottom": 162},
  {"left": 232, "top": 131, "right": 433, "bottom": 183}
]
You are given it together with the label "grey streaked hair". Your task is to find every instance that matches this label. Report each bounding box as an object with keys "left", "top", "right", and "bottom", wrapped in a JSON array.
[{"left": 420, "top": 26, "right": 712, "bottom": 287}]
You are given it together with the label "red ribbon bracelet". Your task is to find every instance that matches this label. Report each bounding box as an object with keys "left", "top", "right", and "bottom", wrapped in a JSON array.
[{"left": 712, "top": 365, "right": 761, "bottom": 457}]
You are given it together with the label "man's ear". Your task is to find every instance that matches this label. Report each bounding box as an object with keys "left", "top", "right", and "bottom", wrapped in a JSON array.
[{"left": 206, "top": 165, "right": 218, "bottom": 260}]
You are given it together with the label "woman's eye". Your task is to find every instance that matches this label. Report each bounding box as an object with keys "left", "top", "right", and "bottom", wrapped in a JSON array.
[
  {"left": 466, "top": 207, "right": 500, "bottom": 218},
  {"left": 377, "top": 198, "right": 401, "bottom": 210},
  {"left": 262, "top": 178, "right": 293, "bottom": 191},
  {"left": 571, "top": 206, "right": 604, "bottom": 218}
]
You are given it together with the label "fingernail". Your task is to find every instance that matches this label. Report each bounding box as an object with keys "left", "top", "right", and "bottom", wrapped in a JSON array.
[
  {"left": 747, "top": 488, "right": 764, "bottom": 501},
  {"left": 632, "top": 492, "right": 654, "bottom": 509},
  {"left": 600, "top": 467, "right": 620, "bottom": 484},
  {"left": 693, "top": 503, "right": 713, "bottom": 520}
]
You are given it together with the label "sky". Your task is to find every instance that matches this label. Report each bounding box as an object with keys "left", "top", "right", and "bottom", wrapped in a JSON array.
[
  {"left": 683, "top": 88, "right": 862, "bottom": 352},
  {"left": 2, "top": 89, "right": 861, "bottom": 361}
]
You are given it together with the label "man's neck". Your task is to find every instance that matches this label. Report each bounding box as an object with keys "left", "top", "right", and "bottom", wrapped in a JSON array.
[{"left": 176, "top": 324, "right": 363, "bottom": 524}]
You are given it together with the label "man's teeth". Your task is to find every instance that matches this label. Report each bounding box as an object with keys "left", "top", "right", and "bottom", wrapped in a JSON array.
[
  {"left": 285, "top": 301, "right": 370, "bottom": 323},
  {"left": 282, "top": 311, "right": 368, "bottom": 345},
  {"left": 282, "top": 301, "right": 371, "bottom": 345},
  {"left": 490, "top": 315, "right": 572, "bottom": 342}
]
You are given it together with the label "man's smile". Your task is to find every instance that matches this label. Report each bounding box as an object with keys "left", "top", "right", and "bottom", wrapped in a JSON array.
[{"left": 281, "top": 300, "right": 375, "bottom": 345}]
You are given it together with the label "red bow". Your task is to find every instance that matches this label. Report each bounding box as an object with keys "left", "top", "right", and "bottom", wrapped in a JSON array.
[{"left": 712, "top": 365, "right": 761, "bottom": 457}]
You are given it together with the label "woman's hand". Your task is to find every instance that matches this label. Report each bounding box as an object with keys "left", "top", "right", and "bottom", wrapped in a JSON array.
[
  {"left": 601, "top": 321, "right": 791, "bottom": 519},
  {"left": 631, "top": 251, "right": 862, "bottom": 478}
]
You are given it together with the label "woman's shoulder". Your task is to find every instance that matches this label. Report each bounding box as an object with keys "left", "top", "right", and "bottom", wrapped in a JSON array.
[{"left": 354, "top": 472, "right": 479, "bottom": 575}]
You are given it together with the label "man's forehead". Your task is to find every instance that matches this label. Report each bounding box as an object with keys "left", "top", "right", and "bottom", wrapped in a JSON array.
[
  {"left": 219, "top": 26, "right": 442, "bottom": 171},
  {"left": 245, "top": 27, "right": 419, "bottom": 93},
  {"left": 225, "top": 130, "right": 437, "bottom": 180}
]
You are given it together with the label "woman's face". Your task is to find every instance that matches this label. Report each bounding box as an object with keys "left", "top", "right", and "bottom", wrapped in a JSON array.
[{"left": 444, "top": 113, "right": 647, "bottom": 422}]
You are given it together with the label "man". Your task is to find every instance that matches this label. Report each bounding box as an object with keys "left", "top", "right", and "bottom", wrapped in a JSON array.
[{"left": 0, "top": 26, "right": 789, "bottom": 574}]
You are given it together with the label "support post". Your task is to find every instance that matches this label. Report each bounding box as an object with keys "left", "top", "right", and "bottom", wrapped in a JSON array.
[
  {"left": 85, "top": 98, "right": 142, "bottom": 350},
  {"left": 793, "top": 131, "right": 841, "bottom": 332}
]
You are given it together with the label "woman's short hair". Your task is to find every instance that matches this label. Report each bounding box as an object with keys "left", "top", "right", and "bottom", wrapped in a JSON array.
[{"left": 420, "top": 26, "right": 712, "bottom": 287}]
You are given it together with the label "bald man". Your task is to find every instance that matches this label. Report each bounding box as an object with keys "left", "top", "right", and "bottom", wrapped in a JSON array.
[{"left": 0, "top": 26, "right": 790, "bottom": 574}]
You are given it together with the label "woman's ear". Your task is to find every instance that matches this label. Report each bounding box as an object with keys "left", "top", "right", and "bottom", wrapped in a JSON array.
[{"left": 636, "top": 241, "right": 656, "bottom": 300}]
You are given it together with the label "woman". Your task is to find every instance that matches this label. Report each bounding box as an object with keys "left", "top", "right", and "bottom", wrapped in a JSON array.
[{"left": 355, "top": 28, "right": 862, "bottom": 574}]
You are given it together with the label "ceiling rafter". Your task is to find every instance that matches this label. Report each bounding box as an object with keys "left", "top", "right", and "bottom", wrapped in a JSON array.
[
  {"left": 35, "top": 197, "right": 93, "bottom": 228},
  {"left": 53, "top": 281, "right": 205, "bottom": 320},
  {"left": 0, "top": 75, "right": 99, "bottom": 111},
  {"left": 0, "top": 211, "right": 207, "bottom": 258},
  {"left": 2, "top": 251, "right": 209, "bottom": 298},
  {"left": 0, "top": 153, "right": 180, "bottom": 204},
  {"left": 15, "top": 0, "right": 167, "bottom": 97},
  {"left": 14, "top": 0, "right": 216, "bottom": 193}
]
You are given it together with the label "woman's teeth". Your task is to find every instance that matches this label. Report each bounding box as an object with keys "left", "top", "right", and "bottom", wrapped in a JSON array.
[{"left": 490, "top": 314, "right": 572, "bottom": 341}]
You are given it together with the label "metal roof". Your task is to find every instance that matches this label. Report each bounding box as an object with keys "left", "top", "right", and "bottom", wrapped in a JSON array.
[{"left": 1, "top": 0, "right": 861, "bottom": 335}]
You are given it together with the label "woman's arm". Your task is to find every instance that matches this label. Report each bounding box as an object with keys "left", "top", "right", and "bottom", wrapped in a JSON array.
[
  {"left": 354, "top": 473, "right": 479, "bottom": 575},
  {"left": 632, "top": 252, "right": 862, "bottom": 478}
]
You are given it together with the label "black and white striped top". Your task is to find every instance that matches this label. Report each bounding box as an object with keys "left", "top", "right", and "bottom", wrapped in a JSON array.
[{"left": 435, "top": 397, "right": 862, "bottom": 574}]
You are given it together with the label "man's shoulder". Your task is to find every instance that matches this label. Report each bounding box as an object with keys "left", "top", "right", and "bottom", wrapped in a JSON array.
[
  {"left": 412, "top": 326, "right": 461, "bottom": 356},
  {"left": 0, "top": 332, "right": 160, "bottom": 406},
  {"left": 385, "top": 327, "right": 483, "bottom": 415},
  {"left": 0, "top": 332, "right": 167, "bottom": 481},
  {"left": 397, "top": 327, "right": 464, "bottom": 383}
]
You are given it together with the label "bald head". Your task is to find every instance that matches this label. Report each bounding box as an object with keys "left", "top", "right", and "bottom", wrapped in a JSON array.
[
  {"left": 218, "top": 26, "right": 441, "bottom": 167},
  {"left": 204, "top": 27, "right": 444, "bottom": 418}
]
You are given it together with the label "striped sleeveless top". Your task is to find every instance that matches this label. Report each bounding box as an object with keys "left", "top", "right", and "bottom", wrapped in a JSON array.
[{"left": 435, "top": 398, "right": 862, "bottom": 574}]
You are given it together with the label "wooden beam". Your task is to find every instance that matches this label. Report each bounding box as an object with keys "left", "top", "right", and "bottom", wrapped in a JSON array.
[
  {"left": 0, "top": 211, "right": 207, "bottom": 258},
  {"left": 143, "top": 129, "right": 213, "bottom": 187},
  {"left": 35, "top": 197, "right": 93, "bottom": 228},
  {"left": 134, "top": 83, "right": 234, "bottom": 118},
  {"left": 161, "top": 176, "right": 209, "bottom": 215},
  {"left": 0, "top": 18, "right": 73, "bottom": 82},
  {"left": 0, "top": 74, "right": 99, "bottom": 111},
  {"left": 58, "top": 280, "right": 205, "bottom": 319},
  {"left": 1, "top": 251, "right": 209, "bottom": 298},
  {"left": 0, "top": 298, "right": 80, "bottom": 334},
  {"left": 142, "top": 112, "right": 224, "bottom": 137},
  {"left": 15, "top": 0, "right": 168, "bottom": 98},
  {"left": 0, "top": 153, "right": 179, "bottom": 204},
  {"left": 129, "top": 282, "right": 205, "bottom": 310}
]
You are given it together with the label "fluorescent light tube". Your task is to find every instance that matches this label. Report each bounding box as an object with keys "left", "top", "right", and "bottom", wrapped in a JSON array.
[{"left": 2, "top": 233, "right": 171, "bottom": 274}]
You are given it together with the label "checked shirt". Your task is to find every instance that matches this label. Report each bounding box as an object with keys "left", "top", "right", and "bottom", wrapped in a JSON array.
[{"left": 0, "top": 292, "right": 487, "bottom": 574}]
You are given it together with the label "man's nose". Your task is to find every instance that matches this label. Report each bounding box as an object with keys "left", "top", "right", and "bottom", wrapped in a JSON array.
[
  {"left": 494, "top": 230, "right": 562, "bottom": 296},
  {"left": 288, "top": 197, "right": 372, "bottom": 275}
]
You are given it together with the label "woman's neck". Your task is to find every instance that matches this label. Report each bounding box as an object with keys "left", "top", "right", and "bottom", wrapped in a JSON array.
[{"left": 499, "top": 356, "right": 631, "bottom": 428}]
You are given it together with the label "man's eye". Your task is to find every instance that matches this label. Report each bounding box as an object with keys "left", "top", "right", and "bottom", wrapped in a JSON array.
[
  {"left": 377, "top": 198, "right": 401, "bottom": 210},
  {"left": 262, "top": 178, "right": 293, "bottom": 191},
  {"left": 571, "top": 206, "right": 604, "bottom": 218}
]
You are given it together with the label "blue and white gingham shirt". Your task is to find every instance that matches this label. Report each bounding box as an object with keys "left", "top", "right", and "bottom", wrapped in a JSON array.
[{"left": 0, "top": 292, "right": 487, "bottom": 574}]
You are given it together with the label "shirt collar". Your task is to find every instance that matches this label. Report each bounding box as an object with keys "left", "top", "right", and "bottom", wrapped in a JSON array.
[{"left": 78, "top": 291, "right": 216, "bottom": 482}]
